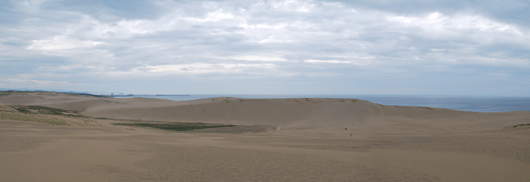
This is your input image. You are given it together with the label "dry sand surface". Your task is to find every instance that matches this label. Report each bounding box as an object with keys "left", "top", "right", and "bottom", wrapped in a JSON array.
[{"left": 1, "top": 92, "right": 530, "bottom": 181}]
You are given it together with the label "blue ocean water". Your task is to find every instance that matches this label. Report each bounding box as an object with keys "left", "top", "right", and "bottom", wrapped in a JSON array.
[{"left": 115, "top": 95, "right": 530, "bottom": 113}]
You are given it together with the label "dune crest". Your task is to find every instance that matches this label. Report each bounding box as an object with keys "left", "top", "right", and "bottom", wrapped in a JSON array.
[
  {"left": 2, "top": 92, "right": 530, "bottom": 135},
  {"left": 80, "top": 97, "right": 530, "bottom": 135}
]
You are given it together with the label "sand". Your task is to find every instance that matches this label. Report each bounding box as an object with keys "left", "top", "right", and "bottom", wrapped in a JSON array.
[{"left": 1, "top": 92, "right": 529, "bottom": 181}]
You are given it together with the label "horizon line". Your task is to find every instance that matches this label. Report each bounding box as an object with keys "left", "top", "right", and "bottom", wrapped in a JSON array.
[{"left": 1, "top": 89, "right": 530, "bottom": 98}]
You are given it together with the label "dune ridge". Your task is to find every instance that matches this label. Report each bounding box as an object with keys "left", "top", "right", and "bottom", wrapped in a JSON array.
[
  {"left": 2, "top": 92, "right": 529, "bottom": 135},
  {"left": 86, "top": 97, "right": 530, "bottom": 135}
]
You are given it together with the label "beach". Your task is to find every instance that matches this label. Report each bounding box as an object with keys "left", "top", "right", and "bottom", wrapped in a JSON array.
[{"left": 1, "top": 91, "right": 529, "bottom": 181}]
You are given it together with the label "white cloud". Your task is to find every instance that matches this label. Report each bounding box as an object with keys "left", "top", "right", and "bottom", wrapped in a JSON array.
[
  {"left": 91, "top": 16, "right": 178, "bottom": 38},
  {"left": 4, "top": 0, "right": 530, "bottom": 94},
  {"left": 1, "top": 78, "right": 27, "bottom": 85},
  {"left": 258, "top": 35, "right": 293, "bottom": 43},
  {"left": 102, "top": 63, "right": 278, "bottom": 77},
  {"left": 304, "top": 73, "right": 342, "bottom": 77},
  {"left": 238, "top": 23, "right": 287, "bottom": 30},
  {"left": 232, "top": 55, "right": 287, "bottom": 62},
  {"left": 430, "top": 48, "right": 446, "bottom": 52},
  {"left": 38, "top": 64, "right": 105, "bottom": 72},
  {"left": 464, "top": 56, "right": 530, "bottom": 66},
  {"left": 184, "top": 10, "right": 235, "bottom": 22},
  {"left": 387, "top": 12, "right": 522, "bottom": 34},
  {"left": 27, "top": 36, "right": 104, "bottom": 50},
  {"left": 15, "top": 1, "right": 530, "bottom": 67},
  {"left": 0, "top": 77, "right": 77, "bottom": 88},
  {"left": 303, "top": 58, "right": 372, "bottom": 65},
  {"left": 29, "top": 79, "right": 54, "bottom": 86},
  {"left": 267, "top": 0, "right": 315, "bottom": 12},
  {"left": 145, "top": 63, "right": 275, "bottom": 74},
  {"left": 304, "top": 59, "right": 351, "bottom": 64},
  {"left": 295, "top": 7, "right": 310, "bottom": 12}
]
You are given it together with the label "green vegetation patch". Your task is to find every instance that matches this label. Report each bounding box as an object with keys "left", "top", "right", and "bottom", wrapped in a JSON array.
[
  {"left": 0, "top": 111, "right": 69, "bottom": 125},
  {"left": 112, "top": 122, "right": 236, "bottom": 132},
  {"left": 508, "top": 123, "right": 530, "bottom": 129},
  {"left": 8, "top": 105, "right": 81, "bottom": 116}
]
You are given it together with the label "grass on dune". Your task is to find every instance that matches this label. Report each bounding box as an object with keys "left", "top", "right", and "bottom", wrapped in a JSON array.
[
  {"left": 112, "top": 122, "right": 236, "bottom": 131},
  {"left": 0, "top": 111, "right": 69, "bottom": 125},
  {"left": 0, "top": 105, "right": 88, "bottom": 126},
  {"left": 8, "top": 105, "right": 82, "bottom": 117},
  {"left": 1, "top": 105, "right": 235, "bottom": 129},
  {"left": 507, "top": 123, "right": 530, "bottom": 129}
]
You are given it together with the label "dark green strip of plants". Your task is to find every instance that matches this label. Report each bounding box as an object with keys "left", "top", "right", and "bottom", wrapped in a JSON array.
[
  {"left": 112, "top": 122, "right": 236, "bottom": 131},
  {"left": 8, "top": 105, "right": 80, "bottom": 116},
  {"left": 511, "top": 123, "right": 530, "bottom": 128}
]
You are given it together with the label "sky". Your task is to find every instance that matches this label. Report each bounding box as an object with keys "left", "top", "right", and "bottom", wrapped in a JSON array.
[{"left": 0, "top": 0, "right": 529, "bottom": 95}]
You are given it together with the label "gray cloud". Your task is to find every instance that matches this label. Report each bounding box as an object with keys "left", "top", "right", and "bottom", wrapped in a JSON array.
[{"left": 1, "top": 0, "right": 529, "bottom": 95}]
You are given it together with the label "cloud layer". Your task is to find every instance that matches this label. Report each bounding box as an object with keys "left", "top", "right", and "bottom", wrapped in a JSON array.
[{"left": 1, "top": 0, "right": 529, "bottom": 95}]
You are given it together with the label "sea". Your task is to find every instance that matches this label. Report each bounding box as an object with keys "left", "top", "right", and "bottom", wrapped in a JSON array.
[{"left": 114, "top": 94, "right": 530, "bottom": 113}]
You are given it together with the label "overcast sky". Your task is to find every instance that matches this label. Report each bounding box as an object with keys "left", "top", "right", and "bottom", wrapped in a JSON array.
[{"left": 1, "top": 0, "right": 529, "bottom": 95}]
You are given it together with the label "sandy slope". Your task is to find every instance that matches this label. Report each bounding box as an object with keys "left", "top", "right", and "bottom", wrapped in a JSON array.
[
  {"left": 1, "top": 92, "right": 529, "bottom": 181},
  {"left": 81, "top": 97, "right": 530, "bottom": 136}
]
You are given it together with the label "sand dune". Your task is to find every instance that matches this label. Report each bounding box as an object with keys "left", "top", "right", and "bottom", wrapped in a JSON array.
[
  {"left": 86, "top": 98, "right": 380, "bottom": 129},
  {"left": 0, "top": 95, "right": 41, "bottom": 105},
  {"left": 46, "top": 99, "right": 115, "bottom": 112},
  {"left": 1, "top": 92, "right": 529, "bottom": 181},
  {"left": 82, "top": 97, "right": 530, "bottom": 135},
  {"left": 2, "top": 92, "right": 529, "bottom": 135}
]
